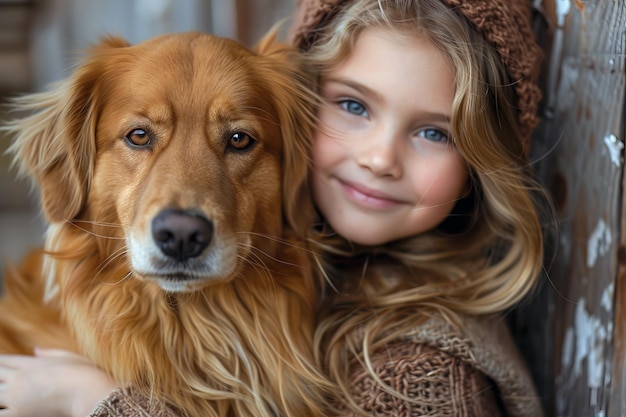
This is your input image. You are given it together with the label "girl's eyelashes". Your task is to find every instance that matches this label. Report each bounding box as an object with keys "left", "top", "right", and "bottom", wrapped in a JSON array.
[{"left": 339, "top": 99, "right": 369, "bottom": 117}]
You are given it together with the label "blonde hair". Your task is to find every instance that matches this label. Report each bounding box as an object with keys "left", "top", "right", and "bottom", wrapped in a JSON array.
[{"left": 301, "top": 0, "right": 549, "bottom": 413}]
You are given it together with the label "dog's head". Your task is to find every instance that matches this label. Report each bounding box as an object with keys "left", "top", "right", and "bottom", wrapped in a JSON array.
[{"left": 7, "top": 31, "right": 317, "bottom": 291}]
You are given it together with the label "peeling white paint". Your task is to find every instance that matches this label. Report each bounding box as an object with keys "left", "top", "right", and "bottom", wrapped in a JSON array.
[
  {"left": 587, "top": 219, "right": 612, "bottom": 268},
  {"left": 600, "top": 283, "right": 614, "bottom": 311},
  {"left": 604, "top": 134, "right": 623, "bottom": 167},
  {"left": 556, "top": 0, "right": 571, "bottom": 26},
  {"left": 557, "top": 312, "right": 611, "bottom": 414},
  {"left": 571, "top": 298, "right": 607, "bottom": 389}
]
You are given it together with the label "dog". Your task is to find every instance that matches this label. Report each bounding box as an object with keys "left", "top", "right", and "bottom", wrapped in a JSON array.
[{"left": 0, "top": 31, "right": 329, "bottom": 417}]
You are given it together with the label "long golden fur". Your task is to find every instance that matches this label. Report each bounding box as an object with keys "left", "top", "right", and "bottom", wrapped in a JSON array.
[{"left": 0, "top": 31, "right": 329, "bottom": 417}]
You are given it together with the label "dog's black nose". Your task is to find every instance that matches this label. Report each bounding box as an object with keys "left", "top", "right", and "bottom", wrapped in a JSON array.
[{"left": 151, "top": 209, "right": 213, "bottom": 262}]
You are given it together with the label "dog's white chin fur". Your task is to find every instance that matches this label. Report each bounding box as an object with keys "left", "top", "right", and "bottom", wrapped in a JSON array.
[
  {"left": 149, "top": 277, "right": 224, "bottom": 293},
  {"left": 127, "top": 231, "right": 246, "bottom": 292}
]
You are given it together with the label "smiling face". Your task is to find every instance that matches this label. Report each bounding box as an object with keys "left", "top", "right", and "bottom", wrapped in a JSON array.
[{"left": 312, "top": 27, "right": 469, "bottom": 246}]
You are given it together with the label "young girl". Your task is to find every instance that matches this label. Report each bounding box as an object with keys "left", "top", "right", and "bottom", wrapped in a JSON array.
[{"left": 0, "top": 0, "right": 548, "bottom": 416}]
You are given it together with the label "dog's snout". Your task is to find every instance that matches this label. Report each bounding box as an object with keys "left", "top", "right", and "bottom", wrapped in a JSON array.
[{"left": 151, "top": 209, "right": 213, "bottom": 262}]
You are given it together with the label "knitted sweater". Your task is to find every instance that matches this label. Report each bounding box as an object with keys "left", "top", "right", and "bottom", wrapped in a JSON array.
[{"left": 90, "top": 314, "right": 543, "bottom": 417}]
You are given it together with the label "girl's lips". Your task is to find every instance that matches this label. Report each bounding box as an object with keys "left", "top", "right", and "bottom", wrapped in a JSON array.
[{"left": 338, "top": 179, "right": 404, "bottom": 209}]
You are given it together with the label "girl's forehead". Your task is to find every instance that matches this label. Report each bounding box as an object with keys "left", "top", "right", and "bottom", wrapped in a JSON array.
[
  {"left": 349, "top": 26, "right": 453, "bottom": 69},
  {"left": 331, "top": 27, "right": 455, "bottom": 86}
]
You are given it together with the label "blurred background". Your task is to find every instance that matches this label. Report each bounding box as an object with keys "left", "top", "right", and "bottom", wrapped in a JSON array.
[{"left": 0, "top": 0, "right": 294, "bottom": 276}]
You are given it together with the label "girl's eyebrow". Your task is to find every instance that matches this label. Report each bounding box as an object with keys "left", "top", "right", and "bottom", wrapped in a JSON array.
[
  {"left": 324, "top": 77, "right": 382, "bottom": 102},
  {"left": 416, "top": 112, "right": 451, "bottom": 125}
]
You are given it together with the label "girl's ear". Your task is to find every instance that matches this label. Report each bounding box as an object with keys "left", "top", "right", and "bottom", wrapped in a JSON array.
[
  {"left": 254, "top": 29, "right": 319, "bottom": 237},
  {"left": 5, "top": 36, "right": 130, "bottom": 223}
]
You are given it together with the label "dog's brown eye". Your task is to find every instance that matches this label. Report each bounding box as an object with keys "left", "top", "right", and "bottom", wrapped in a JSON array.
[
  {"left": 125, "top": 128, "right": 151, "bottom": 147},
  {"left": 228, "top": 132, "right": 254, "bottom": 150}
]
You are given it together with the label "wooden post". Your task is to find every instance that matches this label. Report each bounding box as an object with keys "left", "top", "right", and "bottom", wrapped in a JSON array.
[{"left": 519, "top": 1, "right": 626, "bottom": 415}]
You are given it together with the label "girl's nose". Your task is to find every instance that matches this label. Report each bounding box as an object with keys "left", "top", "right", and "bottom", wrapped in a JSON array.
[{"left": 356, "top": 131, "right": 403, "bottom": 178}]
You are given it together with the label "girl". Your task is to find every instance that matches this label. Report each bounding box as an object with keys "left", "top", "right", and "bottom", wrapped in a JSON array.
[{"left": 0, "top": 0, "right": 548, "bottom": 416}]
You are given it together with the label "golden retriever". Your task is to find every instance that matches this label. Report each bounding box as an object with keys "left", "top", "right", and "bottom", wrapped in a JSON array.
[{"left": 0, "top": 31, "right": 328, "bottom": 417}]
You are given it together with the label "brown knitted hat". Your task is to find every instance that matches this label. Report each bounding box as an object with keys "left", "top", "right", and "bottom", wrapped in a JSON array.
[{"left": 290, "top": 0, "right": 543, "bottom": 149}]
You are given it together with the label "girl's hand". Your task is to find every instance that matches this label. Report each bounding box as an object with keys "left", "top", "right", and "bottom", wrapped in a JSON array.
[{"left": 0, "top": 348, "right": 117, "bottom": 417}]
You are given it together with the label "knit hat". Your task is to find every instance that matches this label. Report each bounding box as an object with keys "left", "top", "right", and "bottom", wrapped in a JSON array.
[{"left": 290, "top": 0, "right": 543, "bottom": 149}]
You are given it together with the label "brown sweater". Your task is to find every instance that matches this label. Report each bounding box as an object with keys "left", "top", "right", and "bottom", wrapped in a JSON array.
[{"left": 90, "top": 314, "right": 543, "bottom": 417}]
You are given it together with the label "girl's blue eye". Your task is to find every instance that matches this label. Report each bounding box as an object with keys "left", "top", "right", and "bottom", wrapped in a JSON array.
[
  {"left": 340, "top": 99, "right": 368, "bottom": 117},
  {"left": 418, "top": 128, "right": 449, "bottom": 143}
]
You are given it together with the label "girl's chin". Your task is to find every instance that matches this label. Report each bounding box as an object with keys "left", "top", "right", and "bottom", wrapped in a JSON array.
[{"left": 331, "top": 221, "right": 394, "bottom": 246}]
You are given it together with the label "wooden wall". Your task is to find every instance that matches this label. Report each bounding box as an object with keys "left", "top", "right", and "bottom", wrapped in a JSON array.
[{"left": 516, "top": 1, "right": 626, "bottom": 416}]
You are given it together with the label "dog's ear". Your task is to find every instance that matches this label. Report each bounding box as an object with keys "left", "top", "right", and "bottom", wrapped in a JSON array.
[
  {"left": 254, "top": 30, "right": 319, "bottom": 237},
  {"left": 5, "top": 36, "right": 131, "bottom": 223}
]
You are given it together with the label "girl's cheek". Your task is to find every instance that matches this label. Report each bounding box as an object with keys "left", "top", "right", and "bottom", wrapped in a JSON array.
[{"left": 312, "top": 131, "right": 340, "bottom": 169}]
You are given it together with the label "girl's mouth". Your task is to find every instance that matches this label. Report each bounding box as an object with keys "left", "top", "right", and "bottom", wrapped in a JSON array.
[{"left": 338, "top": 179, "right": 403, "bottom": 209}]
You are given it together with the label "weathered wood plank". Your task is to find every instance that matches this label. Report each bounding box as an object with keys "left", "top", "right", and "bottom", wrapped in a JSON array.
[{"left": 528, "top": 1, "right": 625, "bottom": 415}]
